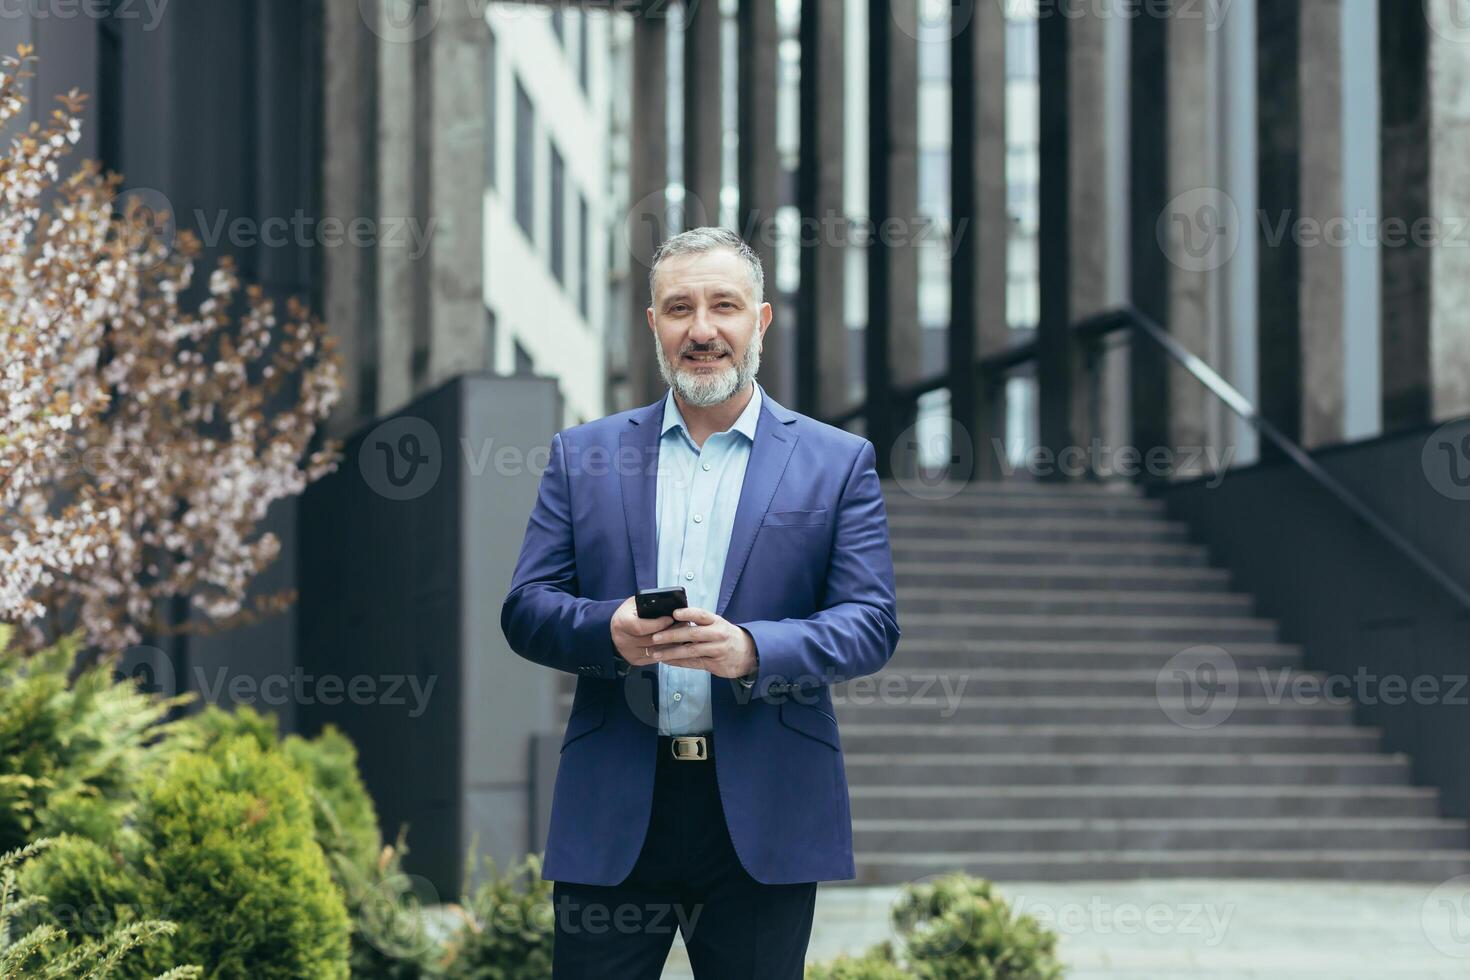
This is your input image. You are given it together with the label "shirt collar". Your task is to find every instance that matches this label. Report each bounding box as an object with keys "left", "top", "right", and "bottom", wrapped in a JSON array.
[{"left": 661, "top": 384, "right": 762, "bottom": 442}]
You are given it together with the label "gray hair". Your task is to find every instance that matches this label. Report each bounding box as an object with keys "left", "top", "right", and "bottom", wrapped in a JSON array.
[{"left": 648, "top": 227, "right": 765, "bottom": 305}]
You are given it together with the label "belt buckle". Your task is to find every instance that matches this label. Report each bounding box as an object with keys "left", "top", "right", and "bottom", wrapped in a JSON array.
[{"left": 670, "top": 735, "right": 708, "bottom": 761}]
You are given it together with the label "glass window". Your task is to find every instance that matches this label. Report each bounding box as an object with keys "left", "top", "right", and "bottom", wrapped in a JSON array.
[
  {"left": 485, "top": 29, "right": 497, "bottom": 189},
  {"left": 550, "top": 145, "right": 566, "bottom": 284},
  {"left": 578, "top": 193, "right": 591, "bottom": 320},
  {"left": 514, "top": 79, "right": 535, "bottom": 239}
]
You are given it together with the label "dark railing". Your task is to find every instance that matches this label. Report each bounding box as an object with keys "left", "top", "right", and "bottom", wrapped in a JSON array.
[{"left": 829, "top": 306, "right": 1470, "bottom": 613}]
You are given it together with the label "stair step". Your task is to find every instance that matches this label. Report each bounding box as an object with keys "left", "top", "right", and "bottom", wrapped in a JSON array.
[
  {"left": 844, "top": 667, "right": 1316, "bottom": 699},
  {"left": 887, "top": 515, "right": 1191, "bottom": 543},
  {"left": 893, "top": 539, "right": 1211, "bottom": 568},
  {"left": 848, "top": 785, "right": 1443, "bottom": 820},
  {"left": 880, "top": 479, "right": 1147, "bottom": 499},
  {"left": 847, "top": 849, "right": 1470, "bottom": 884},
  {"left": 887, "top": 639, "right": 1301, "bottom": 671},
  {"left": 895, "top": 613, "right": 1277, "bottom": 643},
  {"left": 838, "top": 724, "right": 1381, "bottom": 755},
  {"left": 841, "top": 753, "right": 1410, "bottom": 786},
  {"left": 896, "top": 588, "right": 1255, "bottom": 617},
  {"left": 851, "top": 817, "right": 1470, "bottom": 852},
  {"left": 894, "top": 562, "right": 1232, "bottom": 592},
  {"left": 830, "top": 697, "right": 1354, "bottom": 726}
]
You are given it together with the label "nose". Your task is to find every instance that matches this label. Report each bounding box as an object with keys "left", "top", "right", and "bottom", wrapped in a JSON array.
[{"left": 688, "top": 305, "right": 720, "bottom": 345}]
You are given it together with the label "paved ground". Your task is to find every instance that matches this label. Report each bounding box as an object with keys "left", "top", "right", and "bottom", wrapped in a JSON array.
[{"left": 661, "top": 878, "right": 1470, "bottom": 978}]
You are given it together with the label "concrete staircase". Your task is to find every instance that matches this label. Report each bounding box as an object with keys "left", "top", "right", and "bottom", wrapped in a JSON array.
[{"left": 843, "top": 478, "right": 1470, "bottom": 883}]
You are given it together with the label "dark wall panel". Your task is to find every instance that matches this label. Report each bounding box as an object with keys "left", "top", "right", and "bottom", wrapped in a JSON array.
[{"left": 1157, "top": 427, "right": 1470, "bottom": 815}]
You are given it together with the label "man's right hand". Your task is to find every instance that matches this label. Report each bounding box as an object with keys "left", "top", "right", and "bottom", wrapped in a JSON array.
[{"left": 611, "top": 595, "right": 675, "bottom": 668}]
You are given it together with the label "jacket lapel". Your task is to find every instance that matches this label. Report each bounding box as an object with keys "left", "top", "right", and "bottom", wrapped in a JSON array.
[
  {"left": 621, "top": 384, "right": 800, "bottom": 613},
  {"left": 716, "top": 385, "right": 799, "bottom": 616},
  {"left": 620, "top": 396, "right": 665, "bottom": 593}
]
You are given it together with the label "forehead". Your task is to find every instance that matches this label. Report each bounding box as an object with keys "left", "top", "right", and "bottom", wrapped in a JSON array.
[{"left": 653, "top": 247, "right": 754, "bottom": 298}]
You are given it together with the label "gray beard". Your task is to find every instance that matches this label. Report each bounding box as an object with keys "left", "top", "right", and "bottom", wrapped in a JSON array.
[{"left": 655, "top": 331, "right": 762, "bottom": 408}]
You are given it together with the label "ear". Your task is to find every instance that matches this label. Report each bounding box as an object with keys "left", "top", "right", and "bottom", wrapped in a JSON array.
[
  {"left": 646, "top": 306, "right": 656, "bottom": 333},
  {"left": 757, "top": 302, "right": 773, "bottom": 338}
]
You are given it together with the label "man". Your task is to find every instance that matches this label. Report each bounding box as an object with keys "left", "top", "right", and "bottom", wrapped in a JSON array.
[{"left": 501, "top": 227, "right": 900, "bottom": 979}]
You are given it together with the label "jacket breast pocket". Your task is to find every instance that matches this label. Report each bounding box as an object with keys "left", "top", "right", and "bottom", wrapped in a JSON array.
[
  {"left": 560, "top": 700, "right": 605, "bottom": 753},
  {"left": 761, "top": 508, "right": 828, "bottom": 528}
]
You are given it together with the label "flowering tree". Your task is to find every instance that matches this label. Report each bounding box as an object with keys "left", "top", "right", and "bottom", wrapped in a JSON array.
[{"left": 0, "top": 47, "right": 343, "bottom": 654}]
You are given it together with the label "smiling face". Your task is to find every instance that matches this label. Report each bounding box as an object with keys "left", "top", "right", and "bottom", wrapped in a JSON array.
[{"left": 647, "top": 246, "right": 773, "bottom": 408}]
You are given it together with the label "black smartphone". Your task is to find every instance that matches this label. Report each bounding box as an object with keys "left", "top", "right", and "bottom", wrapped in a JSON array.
[{"left": 636, "top": 586, "right": 688, "bottom": 620}]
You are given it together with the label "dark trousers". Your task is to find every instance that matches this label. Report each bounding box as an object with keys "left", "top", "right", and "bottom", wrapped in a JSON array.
[{"left": 551, "top": 735, "right": 818, "bottom": 979}]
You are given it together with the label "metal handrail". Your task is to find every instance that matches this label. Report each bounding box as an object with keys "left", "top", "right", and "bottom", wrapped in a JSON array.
[
  {"left": 821, "top": 305, "right": 1470, "bottom": 613},
  {"left": 824, "top": 330, "right": 1037, "bottom": 429},
  {"left": 1075, "top": 305, "right": 1470, "bottom": 613}
]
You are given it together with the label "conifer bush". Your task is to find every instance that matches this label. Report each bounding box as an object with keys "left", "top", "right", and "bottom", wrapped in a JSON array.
[
  {"left": 26, "top": 736, "right": 353, "bottom": 979},
  {"left": 0, "top": 626, "right": 187, "bottom": 855},
  {"left": 1, "top": 839, "right": 199, "bottom": 979},
  {"left": 807, "top": 874, "right": 1064, "bottom": 980}
]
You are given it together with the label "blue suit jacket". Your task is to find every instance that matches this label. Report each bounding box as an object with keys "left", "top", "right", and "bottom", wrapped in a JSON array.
[{"left": 501, "top": 383, "right": 900, "bottom": 885}]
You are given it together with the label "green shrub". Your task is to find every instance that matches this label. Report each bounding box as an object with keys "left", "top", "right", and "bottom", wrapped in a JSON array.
[
  {"left": 441, "top": 852, "right": 554, "bottom": 980},
  {"left": 132, "top": 735, "right": 353, "bottom": 978},
  {"left": 807, "top": 874, "right": 1063, "bottom": 980},
  {"left": 804, "top": 944, "right": 908, "bottom": 980},
  {"left": 26, "top": 736, "right": 353, "bottom": 979},
  {"left": 1, "top": 839, "right": 200, "bottom": 979},
  {"left": 892, "top": 874, "right": 1062, "bottom": 979},
  {"left": 189, "top": 704, "right": 439, "bottom": 977},
  {"left": 0, "top": 626, "right": 189, "bottom": 855},
  {"left": 2, "top": 634, "right": 443, "bottom": 978}
]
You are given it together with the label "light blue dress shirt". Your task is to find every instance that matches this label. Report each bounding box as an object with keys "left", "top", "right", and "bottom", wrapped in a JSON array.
[{"left": 653, "top": 383, "right": 762, "bottom": 735}]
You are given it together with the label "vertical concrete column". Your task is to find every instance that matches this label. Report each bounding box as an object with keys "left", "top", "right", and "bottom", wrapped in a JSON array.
[
  {"left": 1129, "top": 3, "right": 1171, "bottom": 466},
  {"left": 1066, "top": 3, "right": 1124, "bottom": 470},
  {"left": 626, "top": 12, "right": 669, "bottom": 408},
  {"left": 424, "top": 0, "right": 488, "bottom": 388},
  {"left": 1256, "top": 0, "right": 1303, "bottom": 452},
  {"left": 1164, "top": 0, "right": 1219, "bottom": 469},
  {"left": 683, "top": 0, "right": 723, "bottom": 227},
  {"left": 796, "top": 0, "right": 848, "bottom": 419},
  {"left": 322, "top": 1, "right": 377, "bottom": 432},
  {"left": 1299, "top": 0, "right": 1348, "bottom": 448},
  {"left": 738, "top": 0, "right": 784, "bottom": 403},
  {"left": 950, "top": 0, "right": 1008, "bottom": 479},
  {"left": 1381, "top": 2, "right": 1470, "bottom": 425},
  {"left": 866, "top": 0, "right": 921, "bottom": 477},
  {"left": 375, "top": 4, "right": 415, "bottom": 415},
  {"left": 1036, "top": 6, "right": 1073, "bottom": 470}
]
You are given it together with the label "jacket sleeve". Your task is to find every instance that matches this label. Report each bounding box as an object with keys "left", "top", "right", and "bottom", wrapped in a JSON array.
[
  {"left": 739, "top": 439, "right": 901, "bottom": 698},
  {"left": 501, "top": 431, "right": 625, "bottom": 679}
]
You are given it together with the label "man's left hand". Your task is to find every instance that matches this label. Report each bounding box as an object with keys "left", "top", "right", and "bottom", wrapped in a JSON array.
[{"left": 645, "top": 607, "right": 757, "bottom": 679}]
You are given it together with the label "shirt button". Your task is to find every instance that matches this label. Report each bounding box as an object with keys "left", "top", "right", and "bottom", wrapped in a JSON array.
[
  {"left": 702, "top": 462, "right": 711, "bottom": 471},
  {"left": 672, "top": 692, "right": 683, "bottom": 702},
  {"left": 684, "top": 571, "right": 694, "bottom": 581},
  {"left": 692, "top": 514, "right": 703, "bottom": 524}
]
